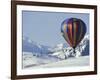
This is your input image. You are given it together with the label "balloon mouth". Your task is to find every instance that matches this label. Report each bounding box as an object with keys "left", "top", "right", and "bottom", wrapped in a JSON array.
[
  {"left": 73, "top": 46, "right": 76, "bottom": 49},
  {"left": 72, "top": 46, "right": 76, "bottom": 54}
]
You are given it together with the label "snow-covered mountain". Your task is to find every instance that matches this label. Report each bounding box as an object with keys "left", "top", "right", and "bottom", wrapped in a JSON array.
[
  {"left": 77, "top": 35, "right": 89, "bottom": 56},
  {"left": 22, "top": 37, "right": 51, "bottom": 56},
  {"left": 22, "top": 35, "right": 89, "bottom": 68},
  {"left": 52, "top": 43, "right": 67, "bottom": 52},
  {"left": 50, "top": 35, "right": 89, "bottom": 59}
]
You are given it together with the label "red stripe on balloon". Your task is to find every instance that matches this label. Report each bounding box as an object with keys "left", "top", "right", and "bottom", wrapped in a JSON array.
[{"left": 68, "top": 23, "right": 73, "bottom": 46}]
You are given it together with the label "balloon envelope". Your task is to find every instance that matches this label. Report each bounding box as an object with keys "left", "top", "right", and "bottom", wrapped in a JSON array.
[{"left": 61, "top": 18, "right": 87, "bottom": 48}]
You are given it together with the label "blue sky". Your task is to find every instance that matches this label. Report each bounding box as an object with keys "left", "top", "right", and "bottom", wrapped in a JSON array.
[{"left": 22, "top": 11, "right": 89, "bottom": 47}]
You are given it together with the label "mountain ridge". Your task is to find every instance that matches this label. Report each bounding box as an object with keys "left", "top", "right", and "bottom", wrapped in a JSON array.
[{"left": 22, "top": 35, "right": 89, "bottom": 59}]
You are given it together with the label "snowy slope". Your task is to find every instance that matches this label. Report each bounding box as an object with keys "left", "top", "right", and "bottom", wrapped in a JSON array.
[
  {"left": 26, "top": 56, "right": 89, "bottom": 68},
  {"left": 23, "top": 52, "right": 60, "bottom": 68}
]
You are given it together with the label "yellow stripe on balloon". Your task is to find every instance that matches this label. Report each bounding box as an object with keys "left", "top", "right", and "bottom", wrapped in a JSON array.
[{"left": 73, "top": 22, "right": 76, "bottom": 47}]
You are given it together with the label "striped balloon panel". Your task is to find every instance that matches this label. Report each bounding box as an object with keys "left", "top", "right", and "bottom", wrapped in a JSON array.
[{"left": 61, "top": 19, "right": 72, "bottom": 46}]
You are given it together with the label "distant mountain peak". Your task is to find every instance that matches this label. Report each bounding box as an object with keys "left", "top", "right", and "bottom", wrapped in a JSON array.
[{"left": 22, "top": 36, "right": 51, "bottom": 56}]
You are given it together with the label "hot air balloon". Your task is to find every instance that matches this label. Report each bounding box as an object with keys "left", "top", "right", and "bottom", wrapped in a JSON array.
[{"left": 61, "top": 18, "right": 87, "bottom": 54}]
